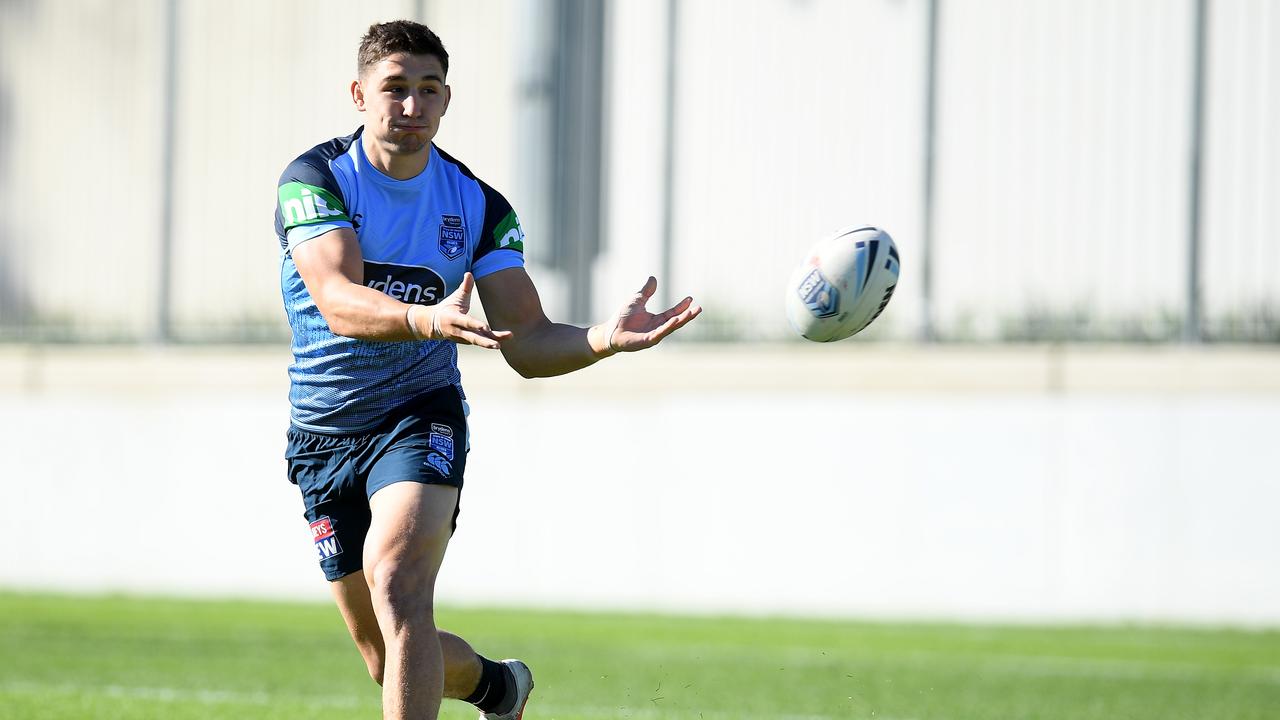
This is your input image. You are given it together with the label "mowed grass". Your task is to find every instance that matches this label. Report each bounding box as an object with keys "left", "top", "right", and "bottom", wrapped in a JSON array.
[{"left": 1, "top": 592, "right": 1277, "bottom": 719}]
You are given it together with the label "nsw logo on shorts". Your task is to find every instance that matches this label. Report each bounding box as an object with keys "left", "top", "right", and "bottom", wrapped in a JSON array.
[
  {"left": 310, "top": 516, "right": 343, "bottom": 561},
  {"left": 429, "top": 432, "right": 454, "bottom": 461},
  {"left": 428, "top": 422, "right": 455, "bottom": 461}
]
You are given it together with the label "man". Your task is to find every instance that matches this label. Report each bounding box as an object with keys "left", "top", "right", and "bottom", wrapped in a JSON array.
[{"left": 273, "top": 19, "right": 700, "bottom": 720}]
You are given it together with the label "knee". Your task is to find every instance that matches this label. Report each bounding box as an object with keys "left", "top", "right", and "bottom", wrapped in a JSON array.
[{"left": 367, "top": 560, "right": 436, "bottom": 628}]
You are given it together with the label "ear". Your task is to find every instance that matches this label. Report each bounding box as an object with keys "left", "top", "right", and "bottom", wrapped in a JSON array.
[
  {"left": 351, "top": 78, "right": 366, "bottom": 112},
  {"left": 441, "top": 84, "right": 452, "bottom": 116}
]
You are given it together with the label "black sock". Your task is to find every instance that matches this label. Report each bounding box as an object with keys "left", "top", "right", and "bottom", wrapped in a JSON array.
[{"left": 464, "top": 656, "right": 514, "bottom": 714}]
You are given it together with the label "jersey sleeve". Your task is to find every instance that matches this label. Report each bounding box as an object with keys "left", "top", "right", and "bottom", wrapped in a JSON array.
[
  {"left": 470, "top": 180, "right": 526, "bottom": 279},
  {"left": 274, "top": 158, "right": 354, "bottom": 253}
]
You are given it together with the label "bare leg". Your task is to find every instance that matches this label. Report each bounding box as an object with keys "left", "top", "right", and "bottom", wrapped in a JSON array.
[
  {"left": 361, "top": 482, "right": 457, "bottom": 719},
  {"left": 329, "top": 566, "right": 535, "bottom": 719},
  {"left": 440, "top": 630, "right": 484, "bottom": 698},
  {"left": 330, "top": 572, "right": 387, "bottom": 684},
  {"left": 330, "top": 571, "right": 482, "bottom": 695}
]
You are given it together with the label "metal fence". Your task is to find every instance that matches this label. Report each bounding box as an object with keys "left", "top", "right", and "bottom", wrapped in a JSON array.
[{"left": 0, "top": 0, "right": 1275, "bottom": 344}]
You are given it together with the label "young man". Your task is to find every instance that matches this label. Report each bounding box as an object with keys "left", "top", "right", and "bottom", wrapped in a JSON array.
[{"left": 274, "top": 20, "right": 700, "bottom": 720}]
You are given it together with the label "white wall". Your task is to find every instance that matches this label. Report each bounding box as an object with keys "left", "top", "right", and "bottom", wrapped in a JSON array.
[
  {"left": 1, "top": 1, "right": 1276, "bottom": 340},
  {"left": 640, "top": 0, "right": 927, "bottom": 338},
  {"left": 3, "top": 345, "right": 1277, "bottom": 625},
  {"left": 933, "top": 0, "right": 1191, "bottom": 334}
]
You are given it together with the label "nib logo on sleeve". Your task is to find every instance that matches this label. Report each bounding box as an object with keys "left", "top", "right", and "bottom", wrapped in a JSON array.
[{"left": 278, "top": 182, "right": 349, "bottom": 229}]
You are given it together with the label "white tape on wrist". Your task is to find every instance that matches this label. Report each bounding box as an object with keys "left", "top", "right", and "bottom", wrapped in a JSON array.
[
  {"left": 407, "top": 305, "right": 428, "bottom": 341},
  {"left": 603, "top": 317, "right": 622, "bottom": 355}
]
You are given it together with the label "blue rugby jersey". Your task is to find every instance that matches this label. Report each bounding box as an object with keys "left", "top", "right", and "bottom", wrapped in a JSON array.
[{"left": 274, "top": 127, "right": 525, "bottom": 433}]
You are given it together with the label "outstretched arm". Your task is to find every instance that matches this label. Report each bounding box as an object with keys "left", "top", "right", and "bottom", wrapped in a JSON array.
[{"left": 476, "top": 268, "right": 701, "bottom": 379}]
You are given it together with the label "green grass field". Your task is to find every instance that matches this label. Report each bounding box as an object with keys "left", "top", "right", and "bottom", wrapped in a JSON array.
[{"left": 1, "top": 592, "right": 1276, "bottom": 719}]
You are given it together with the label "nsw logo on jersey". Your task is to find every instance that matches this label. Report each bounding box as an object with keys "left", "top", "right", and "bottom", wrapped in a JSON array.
[
  {"left": 364, "top": 260, "right": 446, "bottom": 305},
  {"left": 278, "top": 182, "right": 349, "bottom": 229},
  {"left": 310, "top": 516, "right": 343, "bottom": 561},
  {"left": 492, "top": 210, "right": 524, "bottom": 253},
  {"left": 439, "top": 215, "right": 465, "bottom": 260}
]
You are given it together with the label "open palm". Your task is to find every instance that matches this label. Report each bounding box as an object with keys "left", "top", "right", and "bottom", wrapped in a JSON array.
[{"left": 607, "top": 276, "right": 702, "bottom": 352}]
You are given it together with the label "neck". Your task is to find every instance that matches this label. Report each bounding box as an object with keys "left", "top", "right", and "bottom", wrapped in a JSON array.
[{"left": 361, "top": 131, "right": 430, "bottom": 180}]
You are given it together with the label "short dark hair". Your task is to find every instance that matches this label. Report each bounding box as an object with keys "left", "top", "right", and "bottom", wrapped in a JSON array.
[{"left": 358, "top": 20, "right": 449, "bottom": 76}]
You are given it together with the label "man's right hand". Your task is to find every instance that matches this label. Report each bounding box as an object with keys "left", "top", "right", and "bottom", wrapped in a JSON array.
[{"left": 412, "top": 272, "right": 512, "bottom": 349}]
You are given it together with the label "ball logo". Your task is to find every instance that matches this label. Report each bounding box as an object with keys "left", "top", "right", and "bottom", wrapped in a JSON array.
[
  {"left": 797, "top": 267, "right": 840, "bottom": 319},
  {"left": 363, "top": 260, "right": 446, "bottom": 306}
]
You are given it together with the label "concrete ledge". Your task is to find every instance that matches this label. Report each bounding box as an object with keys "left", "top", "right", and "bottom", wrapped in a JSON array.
[
  {"left": 3, "top": 342, "right": 1277, "bottom": 622},
  {"left": 0, "top": 343, "right": 1277, "bottom": 396}
]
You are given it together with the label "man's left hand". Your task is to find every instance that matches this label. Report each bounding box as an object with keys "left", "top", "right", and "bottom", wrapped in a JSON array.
[{"left": 597, "top": 276, "right": 702, "bottom": 356}]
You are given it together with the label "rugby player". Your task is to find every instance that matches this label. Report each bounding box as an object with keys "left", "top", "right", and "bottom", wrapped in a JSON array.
[{"left": 273, "top": 19, "right": 700, "bottom": 720}]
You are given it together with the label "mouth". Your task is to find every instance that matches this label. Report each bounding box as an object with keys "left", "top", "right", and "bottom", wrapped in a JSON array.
[{"left": 392, "top": 124, "right": 428, "bottom": 132}]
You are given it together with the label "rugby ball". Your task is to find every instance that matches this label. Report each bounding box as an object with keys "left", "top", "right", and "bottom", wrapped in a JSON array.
[{"left": 784, "top": 225, "right": 900, "bottom": 342}]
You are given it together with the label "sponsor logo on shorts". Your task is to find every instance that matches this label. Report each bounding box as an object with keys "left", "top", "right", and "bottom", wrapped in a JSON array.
[
  {"left": 798, "top": 267, "right": 840, "bottom": 319},
  {"left": 429, "top": 432, "right": 454, "bottom": 461},
  {"left": 309, "top": 516, "right": 343, "bottom": 561},
  {"left": 439, "top": 214, "right": 465, "bottom": 260},
  {"left": 430, "top": 423, "right": 453, "bottom": 438},
  {"left": 424, "top": 451, "right": 452, "bottom": 478}
]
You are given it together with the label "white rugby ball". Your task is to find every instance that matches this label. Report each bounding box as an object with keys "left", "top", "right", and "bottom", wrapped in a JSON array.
[{"left": 784, "top": 225, "right": 901, "bottom": 342}]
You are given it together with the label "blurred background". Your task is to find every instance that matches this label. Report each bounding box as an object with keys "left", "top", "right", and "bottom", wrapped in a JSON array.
[{"left": 1, "top": 0, "right": 1277, "bottom": 624}]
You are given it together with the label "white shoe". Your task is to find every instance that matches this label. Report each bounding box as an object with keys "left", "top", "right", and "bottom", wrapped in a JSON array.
[{"left": 480, "top": 659, "right": 534, "bottom": 720}]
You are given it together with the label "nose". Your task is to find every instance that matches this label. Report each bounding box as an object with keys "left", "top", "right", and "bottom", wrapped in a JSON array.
[{"left": 401, "top": 94, "right": 420, "bottom": 118}]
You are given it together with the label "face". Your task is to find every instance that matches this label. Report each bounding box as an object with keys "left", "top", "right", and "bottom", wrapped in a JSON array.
[{"left": 352, "top": 52, "right": 451, "bottom": 156}]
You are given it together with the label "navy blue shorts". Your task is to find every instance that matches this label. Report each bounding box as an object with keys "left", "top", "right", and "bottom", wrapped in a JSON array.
[{"left": 285, "top": 385, "right": 468, "bottom": 581}]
